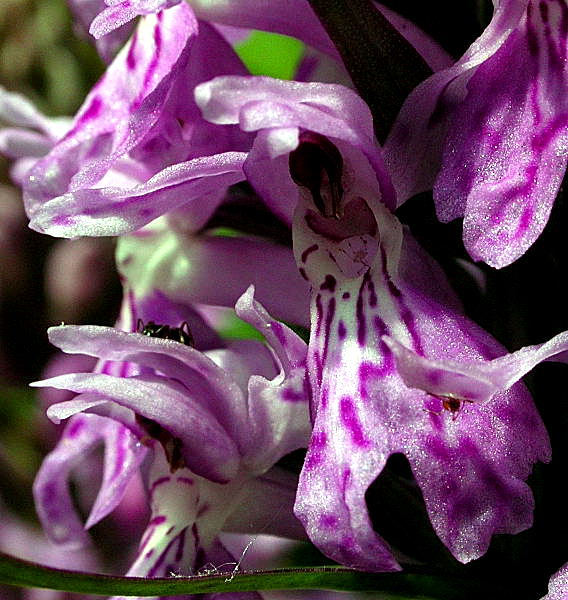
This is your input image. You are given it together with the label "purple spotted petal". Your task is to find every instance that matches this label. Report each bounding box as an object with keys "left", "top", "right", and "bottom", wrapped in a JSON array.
[
  {"left": 33, "top": 413, "right": 146, "bottom": 546},
  {"left": 195, "top": 76, "right": 395, "bottom": 222},
  {"left": 32, "top": 152, "right": 246, "bottom": 237},
  {"left": 384, "top": 0, "right": 529, "bottom": 203},
  {"left": 90, "top": 0, "right": 182, "bottom": 39},
  {"left": 434, "top": 0, "right": 568, "bottom": 267},
  {"left": 23, "top": 4, "right": 198, "bottom": 234},
  {"left": 292, "top": 143, "right": 550, "bottom": 570}
]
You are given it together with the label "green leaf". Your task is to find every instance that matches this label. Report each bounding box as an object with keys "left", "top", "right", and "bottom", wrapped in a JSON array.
[
  {"left": 0, "top": 552, "right": 499, "bottom": 598},
  {"left": 307, "top": 0, "right": 432, "bottom": 141}
]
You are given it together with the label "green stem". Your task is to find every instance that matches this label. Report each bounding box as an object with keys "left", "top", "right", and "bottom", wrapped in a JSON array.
[{"left": 0, "top": 552, "right": 501, "bottom": 598}]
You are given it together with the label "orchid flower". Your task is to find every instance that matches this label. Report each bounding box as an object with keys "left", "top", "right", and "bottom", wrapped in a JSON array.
[
  {"left": 31, "top": 286, "right": 310, "bottom": 586},
  {"left": 14, "top": 2, "right": 250, "bottom": 239},
  {"left": 192, "top": 74, "right": 568, "bottom": 571},
  {"left": 384, "top": 0, "right": 568, "bottom": 268}
]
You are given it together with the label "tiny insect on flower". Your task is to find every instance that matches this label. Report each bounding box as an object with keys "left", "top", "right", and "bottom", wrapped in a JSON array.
[{"left": 136, "top": 319, "right": 195, "bottom": 346}]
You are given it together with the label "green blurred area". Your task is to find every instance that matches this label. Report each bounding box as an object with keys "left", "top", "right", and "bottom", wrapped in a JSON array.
[
  {"left": 236, "top": 30, "right": 304, "bottom": 80},
  {"left": 0, "top": 0, "right": 104, "bottom": 116}
]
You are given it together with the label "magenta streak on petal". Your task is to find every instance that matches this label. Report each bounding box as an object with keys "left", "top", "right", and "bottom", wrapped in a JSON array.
[
  {"left": 356, "top": 273, "right": 368, "bottom": 346},
  {"left": 299, "top": 267, "right": 309, "bottom": 281},
  {"left": 320, "top": 513, "right": 338, "bottom": 528},
  {"left": 270, "top": 321, "right": 287, "bottom": 347},
  {"left": 322, "top": 297, "right": 336, "bottom": 368},
  {"left": 67, "top": 419, "right": 85, "bottom": 438},
  {"left": 126, "top": 31, "right": 138, "bottom": 70},
  {"left": 145, "top": 549, "right": 154, "bottom": 559},
  {"left": 338, "top": 320, "right": 347, "bottom": 340},
  {"left": 51, "top": 215, "right": 76, "bottom": 227},
  {"left": 304, "top": 431, "right": 327, "bottom": 470},
  {"left": 283, "top": 387, "right": 306, "bottom": 402},
  {"left": 67, "top": 97, "right": 103, "bottom": 137},
  {"left": 196, "top": 503, "right": 209, "bottom": 518},
  {"left": 149, "top": 515, "right": 167, "bottom": 526},
  {"left": 150, "top": 476, "right": 171, "bottom": 493},
  {"left": 175, "top": 527, "right": 187, "bottom": 562},
  {"left": 192, "top": 522, "right": 201, "bottom": 553},
  {"left": 340, "top": 396, "right": 371, "bottom": 448},
  {"left": 320, "top": 274, "right": 337, "bottom": 292},
  {"left": 139, "top": 19, "right": 163, "bottom": 109},
  {"left": 176, "top": 476, "right": 194, "bottom": 486},
  {"left": 314, "top": 294, "right": 323, "bottom": 337},
  {"left": 358, "top": 357, "right": 394, "bottom": 402},
  {"left": 301, "top": 244, "right": 319, "bottom": 263},
  {"left": 320, "top": 385, "right": 329, "bottom": 410},
  {"left": 112, "top": 430, "right": 127, "bottom": 479},
  {"left": 147, "top": 526, "right": 188, "bottom": 577},
  {"left": 379, "top": 247, "right": 423, "bottom": 355}
]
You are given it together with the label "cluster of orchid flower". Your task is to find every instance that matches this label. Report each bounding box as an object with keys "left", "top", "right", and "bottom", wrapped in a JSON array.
[{"left": 1, "top": 0, "right": 568, "bottom": 598}]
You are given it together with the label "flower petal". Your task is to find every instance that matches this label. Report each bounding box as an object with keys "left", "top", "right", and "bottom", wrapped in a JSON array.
[
  {"left": 33, "top": 413, "right": 146, "bottom": 546},
  {"left": 434, "top": 0, "right": 568, "bottom": 267}
]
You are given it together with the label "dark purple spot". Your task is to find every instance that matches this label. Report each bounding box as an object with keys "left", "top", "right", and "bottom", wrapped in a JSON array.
[
  {"left": 427, "top": 369, "right": 443, "bottom": 386},
  {"left": 197, "top": 503, "right": 210, "bottom": 518},
  {"left": 150, "top": 477, "right": 170, "bottom": 492},
  {"left": 340, "top": 396, "right": 371, "bottom": 448},
  {"left": 321, "top": 296, "right": 336, "bottom": 367},
  {"left": 139, "top": 208, "right": 153, "bottom": 219},
  {"left": 320, "top": 514, "right": 338, "bottom": 528},
  {"left": 320, "top": 274, "right": 337, "bottom": 292},
  {"left": 304, "top": 431, "right": 327, "bottom": 470},
  {"left": 145, "top": 549, "right": 154, "bottom": 559},
  {"left": 112, "top": 433, "right": 127, "bottom": 479},
  {"left": 342, "top": 292, "right": 350, "bottom": 300},
  {"left": 359, "top": 359, "right": 392, "bottom": 401},
  {"left": 311, "top": 430, "right": 327, "bottom": 450},
  {"left": 175, "top": 527, "right": 187, "bottom": 562},
  {"left": 270, "top": 321, "right": 287, "bottom": 347},
  {"left": 301, "top": 244, "right": 319, "bottom": 263},
  {"left": 80, "top": 96, "right": 103, "bottom": 123},
  {"left": 516, "top": 206, "right": 533, "bottom": 238},
  {"left": 368, "top": 279, "right": 377, "bottom": 307},
  {"left": 66, "top": 419, "right": 85, "bottom": 438},
  {"left": 424, "top": 435, "right": 451, "bottom": 461},
  {"left": 338, "top": 320, "right": 347, "bottom": 340},
  {"left": 283, "top": 387, "right": 306, "bottom": 402},
  {"left": 315, "top": 294, "right": 323, "bottom": 336},
  {"left": 313, "top": 350, "right": 323, "bottom": 385},
  {"left": 52, "top": 214, "right": 76, "bottom": 227},
  {"left": 319, "top": 385, "right": 329, "bottom": 410},
  {"left": 126, "top": 32, "right": 138, "bottom": 70},
  {"left": 356, "top": 277, "right": 367, "bottom": 346}
]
